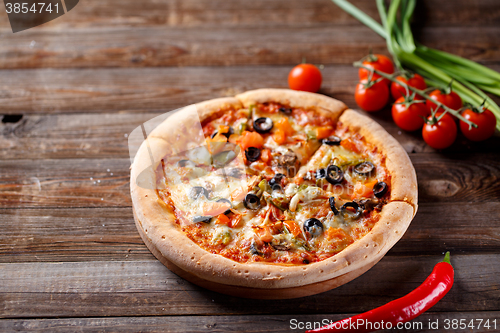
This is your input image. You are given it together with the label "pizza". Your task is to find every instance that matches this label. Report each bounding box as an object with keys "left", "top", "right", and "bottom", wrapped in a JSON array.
[{"left": 130, "top": 89, "right": 417, "bottom": 298}]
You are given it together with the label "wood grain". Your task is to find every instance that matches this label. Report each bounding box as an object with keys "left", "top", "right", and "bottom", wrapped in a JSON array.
[
  {"left": 0, "top": 159, "right": 131, "bottom": 208},
  {"left": 0, "top": 254, "right": 498, "bottom": 318},
  {"left": 1, "top": 0, "right": 498, "bottom": 31},
  {"left": 0, "top": 65, "right": 498, "bottom": 116},
  {"left": 2, "top": 111, "right": 500, "bottom": 160},
  {"left": 0, "top": 26, "right": 498, "bottom": 69},
  {"left": 1, "top": 202, "right": 499, "bottom": 263},
  {"left": 0, "top": 0, "right": 498, "bottom": 327},
  {"left": 1, "top": 154, "right": 498, "bottom": 208},
  {"left": 1, "top": 312, "right": 499, "bottom": 332}
]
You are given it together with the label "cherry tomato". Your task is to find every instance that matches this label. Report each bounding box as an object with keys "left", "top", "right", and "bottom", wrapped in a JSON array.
[
  {"left": 288, "top": 64, "right": 322, "bottom": 93},
  {"left": 355, "top": 79, "right": 390, "bottom": 112},
  {"left": 358, "top": 54, "right": 394, "bottom": 86},
  {"left": 426, "top": 89, "right": 463, "bottom": 113},
  {"left": 460, "top": 107, "right": 497, "bottom": 141},
  {"left": 391, "top": 74, "right": 427, "bottom": 100},
  {"left": 392, "top": 97, "right": 430, "bottom": 131},
  {"left": 422, "top": 113, "right": 457, "bottom": 149}
]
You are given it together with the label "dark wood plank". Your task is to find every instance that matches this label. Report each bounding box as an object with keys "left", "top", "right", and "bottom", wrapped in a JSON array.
[
  {"left": 2, "top": 0, "right": 499, "bottom": 32},
  {"left": 1, "top": 153, "right": 498, "bottom": 208},
  {"left": 1, "top": 0, "right": 497, "bottom": 31},
  {"left": 0, "top": 65, "right": 499, "bottom": 116},
  {"left": 1, "top": 202, "right": 498, "bottom": 263},
  {"left": 0, "top": 159, "right": 132, "bottom": 208},
  {"left": 413, "top": 153, "right": 500, "bottom": 204},
  {"left": 3, "top": 110, "right": 500, "bottom": 160},
  {"left": 0, "top": 113, "right": 152, "bottom": 160},
  {"left": 0, "top": 254, "right": 498, "bottom": 318},
  {"left": 0, "top": 208, "right": 150, "bottom": 262},
  {"left": 0, "top": 25, "right": 498, "bottom": 69},
  {"left": 1, "top": 312, "right": 499, "bottom": 332}
]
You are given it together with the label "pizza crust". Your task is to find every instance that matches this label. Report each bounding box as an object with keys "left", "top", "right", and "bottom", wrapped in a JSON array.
[
  {"left": 236, "top": 88, "right": 348, "bottom": 121},
  {"left": 130, "top": 89, "right": 417, "bottom": 296},
  {"left": 339, "top": 110, "right": 418, "bottom": 215}
]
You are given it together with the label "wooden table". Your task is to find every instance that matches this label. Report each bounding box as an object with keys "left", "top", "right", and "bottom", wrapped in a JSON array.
[{"left": 1, "top": 1, "right": 499, "bottom": 332}]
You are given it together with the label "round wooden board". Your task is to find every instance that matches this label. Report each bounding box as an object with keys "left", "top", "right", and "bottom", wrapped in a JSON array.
[{"left": 134, "top": 209, "right": 382, "bottom": 299}]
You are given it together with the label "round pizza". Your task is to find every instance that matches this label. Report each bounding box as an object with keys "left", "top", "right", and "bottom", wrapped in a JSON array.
[{"left": 130, "top": 89, "right": 417, "bottom": 298}]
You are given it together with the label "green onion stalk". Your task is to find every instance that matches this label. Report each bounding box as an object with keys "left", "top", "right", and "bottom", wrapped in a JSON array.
[{"left": 331, "top": 0, "right": 500, "bottom": 132}]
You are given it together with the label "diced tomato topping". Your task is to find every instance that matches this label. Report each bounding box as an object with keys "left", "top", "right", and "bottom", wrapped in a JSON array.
[
  {"left": 283, "top": 220, "right": 302, "bottom": 238},
  {"left": 276, "top": 118, "right": 294, "bottom": 135},
  {"left": 316, "top": 126, "right": 333, "bottom": 140},
  {"left": 229, "top": 214, "right": 242, "bottom": 228},
  {"left": 218, "top": 124, "right": 230, "bottom": 135},
  {"left": 340, "top": 137, "right": 361, "bottom": 153},
  {"left": 273, "top": 129, "right": 287, "bottom": 144},
  {"left": 256, "top": 226, "right": 273, "bottom": 243},
  {"left": 351, "top": 180, "right": 378, "bottom": 200},
  {"left": 261, "top": 149, "right": 272, "bottom": 164},
  {"left": 215, "top": 214, "right": 230, "bottom": 225},
  {"left": 237, "top": 131, "right": 264, "bottom": 150},
  {"left": 231, "top": 186, "right": 248, "bottom": 201}
]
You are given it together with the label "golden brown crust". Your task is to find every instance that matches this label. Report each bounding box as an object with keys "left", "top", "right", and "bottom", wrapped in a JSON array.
[
  {"left": 135, "top": 212, "right": 382, "bottom": 299},
  {"left": 236, "top": 88, "right": 348, "bottom": 121},
  {"left": 130, "top": 90, "right": 417, "bottom": 295},
  {"left": 339, "top": 109, "right": 418, "bottom": 216}
]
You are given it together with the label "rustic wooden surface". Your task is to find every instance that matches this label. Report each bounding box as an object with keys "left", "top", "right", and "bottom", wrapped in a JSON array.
[{"left": 1, "top": 0, "right": 499, "bottom": 332}]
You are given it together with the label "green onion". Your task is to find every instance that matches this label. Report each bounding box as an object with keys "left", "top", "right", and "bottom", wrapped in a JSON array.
[{"left": 331, "top": 0, "right": 500, "bottom": 132}]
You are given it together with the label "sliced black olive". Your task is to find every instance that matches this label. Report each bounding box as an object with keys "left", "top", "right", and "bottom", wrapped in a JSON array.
[
  {"left": 329, "top": 197, "right": 339, "bottom": 215},
  {"left": 189, "top": 186, "right": 209, "bottom": 200},
  {"left": 193, "top": 215, "right": 212, "bottom": 223},
  {"left": 253, "top": 117, "right": 274, "bottom": 134},
  {"left": 269, "top": 173, "right": 286, "bottom": 191},
  {"left": 316, "top": 168, "right": 327, "bottom": 179},
  {"left": 354, "top": 162, "right": 375, "bottom": 175},
  {"left": 216, "top": 198, "right": 232, "bottom": 215},
  {"left": 340, "top": 202, "right": 363, "bottom": 219},
  {"left": 245, "top": 147, "right": 261, "bottom": 162},
  {"left": 373, "top": 181, "right": 388, "bottom": 198},
  {"left": 279, "top": 107, "right": 292, "bottom": 115},
  {"left": 303, "top": 218, "right": 324, "bottom": 237},
  {"left": 177, "top": 159, "right": 194, "bottom": 168},
  {"left": 322, "top": 135, "right": 342, "bottom": 146},
  {"left": 244, "top": 193, "right": 261, "bottom": 210},
  {"left": 211, "top": 127, "right": 234, "bottom": 139},
  {"left": 325, "top": 165, "right": 344, "bottom": 184}
]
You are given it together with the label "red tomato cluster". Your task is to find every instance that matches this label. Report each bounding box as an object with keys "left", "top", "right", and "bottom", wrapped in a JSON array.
[{"left": 352, "top": 54, "right": 496, "bottom": 149}]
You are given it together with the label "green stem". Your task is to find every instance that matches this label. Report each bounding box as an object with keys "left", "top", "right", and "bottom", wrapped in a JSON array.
[
  {"left": 330, "top": 0, "right": 386, "bottom": 38},
  {"left": 401, "top": 0, "right": 416, "bottom": 52},
  {"left": 354, "top": 61, "right": 477, "bottom": 127},
  {"left": 416, "top": 50, "right": 500, "bottom": 88},
  {"left": 418, "top": 45, "right": 500, "bottom": 82},
  {"left": 385, "top": 0, "right": 403, "bottom": 69},
  {"left": 376, "top": 0, "right": 387, "bottom": 29},
  {"left": 442, "top": 252, "right": 451, "bottom": 265},
  {"left": 477, "top": 84, "right": 500, "bottom": 96}
]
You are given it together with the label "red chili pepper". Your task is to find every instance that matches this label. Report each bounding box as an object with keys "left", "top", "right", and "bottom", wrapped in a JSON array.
[{"left": 307, "top": 252, "right": 454, "bottom": 333}]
